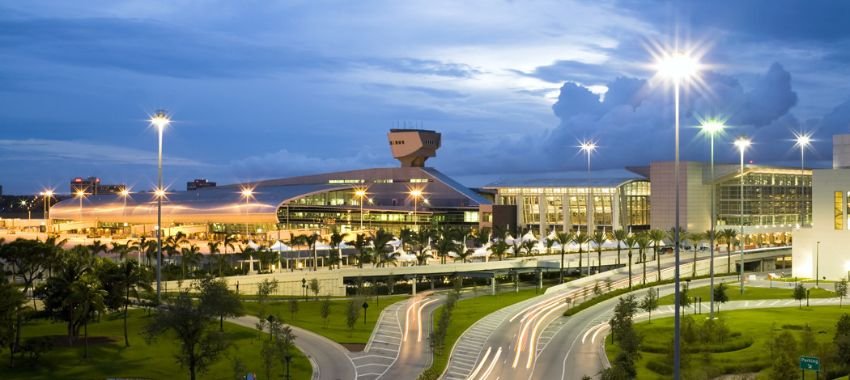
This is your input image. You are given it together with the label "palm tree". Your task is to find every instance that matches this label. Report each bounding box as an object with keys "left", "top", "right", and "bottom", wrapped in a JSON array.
[
  {"left": 612, "top": 229, "right": 627, "bottom": 266},
  {"left": 302, "top": 233, "right": 321, "bottom": 271},
  {"left": 721, "top": 228, "right": 737, "bottom": 274},
  {"left": 555, "top": 231, "right": 573, "bottom": 283},
  {"left": 411, "top": 229, "right": 434, "bottom": 265},
  {"left": 635, "top": 232, "right": 651, "bottom": 285},
  {"left": 591, "top": 231, "right": 606, "bottom": 274},
  {"left": 223, "top": 234, "right": 238, "bottom": 269},
  {"left": 689, "top": 232, "right": 706, "bottom": 278},
  {"left": 489, "top": 239, "right": 509, "bottom": 262},
  {"left": 351, "top": 233, "right": 371, "bottom": 268},
  {"left": 371, "top": 229, "right": 394, "bottom": 267},
  {"left": 399, "top": 227, "right": 415, "bottom": 252},
  {"left": 207, "top": 241, "right": 222, "bottom": 276},
  {"left": 434, "top": 236, "right": 459, "bottom": 265},
  {"left": 453, "top": 248, "right": 473, "bottom": 263},
  {"left": 88, "top": 239, "right": 108, "bottom": 257},
  {"left": 648, "top": 229, "right": 666, "bottom": 281},
  {"left": 573, "top": 233, "right": 591, "bottom": 277},
  {"left": 64, "top": 274, "right": 106, "bottom": 358},
  {"left": 181, "top": 244, "right": 202, "bottom": 278},
  {"left": 328, "top": 230, "right": 345, "bottom": 270},
  {"left": 118, "top": 260, "right": 151, "bottom": 346},
  {"left": 545, "top": 235, "right": 556, "bottom": 255},
  {"left": 44, "top": 235, "right": 68, "bottom": 277},
  {"left": 623, "top": 234, "right": 638, "bottom": 289},
  {"left": 521, "top": 240, "right": 536, "bottom": 257},
  {"left": 111, "top": 241, "right": 131, "bottom": 263}
]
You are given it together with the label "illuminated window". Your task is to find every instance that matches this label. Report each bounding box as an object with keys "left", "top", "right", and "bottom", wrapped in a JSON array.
[{"left": 835, "top": 191, "right": 843, "bottom": 230}]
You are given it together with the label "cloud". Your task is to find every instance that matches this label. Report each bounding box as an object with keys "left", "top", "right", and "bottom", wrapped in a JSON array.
[
  {"left": 230, "top": 149, "right": 395, "bottom": 181},
  {"left": 0, "top": 139, "right": 207, "bottom": 167}
]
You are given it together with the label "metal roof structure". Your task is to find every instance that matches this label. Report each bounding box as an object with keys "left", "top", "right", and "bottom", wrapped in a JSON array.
[{"left": 483, "top": 177, "right": 644, "bottom": 188}]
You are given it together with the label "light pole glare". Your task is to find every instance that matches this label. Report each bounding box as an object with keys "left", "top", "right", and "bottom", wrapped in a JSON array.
[
  {"left": 150, "top": 110, "right": 171, "bottom": 131},
  {"left": 240, "top": 186, "right": 255, "bottom": 200},
  {"left": 734, "top": 137, "right": 751, "bottom": 151},
  {"left": 154, "top": 188, "right": 167, "bottom": 199},
  {"left": 700, "top": 120, "right": 725, "bottom": 135},
  {"left": 119, "top": 188, "right": 131, "bottom": 197},
  {"left": 578, "top": 140, "right": 597, "bottom": 154},
  {"left": 353, "top": 187, "right": 368, "bottom": 230},
  {"left": 656, "top": 51, "right": 700, "bottom": 81},
  {"left": 75, "top": 189, "right": 87, "bottom": 199}
]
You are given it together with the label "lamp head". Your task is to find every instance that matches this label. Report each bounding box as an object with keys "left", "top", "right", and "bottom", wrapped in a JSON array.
[
  {"left": 794, "top": 132, "right": 812, "bottom": 149},
  {"left": 354, "top": 188, "right": 367, "bottom": 198},
  {"left": 154, "top": 188, "right": 167, "bottom": 199},
  {"left": 42, "top": 189, "right": 55, "bottom": 198},
  {"left": 409, "top": 188, "right": 423, "bottom": 199},
  {"left": 75, "top": 189, "right": 87, "bottom": 199},
  {"left": 119, "top": 188, "right": 130, "bottom": 198},
  {"left": 150, "top": 110, "right": 170, "bottom": 131},
  {"left": 700, "top": 120, "right": 725, "bottom": 135},
  {"left": 578, "top": 140, "right": 597, "bottom": 154},
  {"left": 240, "top": 186, "right": 255, "bottom": 199},
  {"left": 734, "top": 137, "right": 751, "bottom": 152},
  {"left": 655, "top": 51, "right": 700, "bottom": 81}
]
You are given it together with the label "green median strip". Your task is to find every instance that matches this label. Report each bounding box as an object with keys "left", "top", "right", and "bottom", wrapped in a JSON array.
[{"left": 657, "top": 283, "right": 836, "bottom": 306}]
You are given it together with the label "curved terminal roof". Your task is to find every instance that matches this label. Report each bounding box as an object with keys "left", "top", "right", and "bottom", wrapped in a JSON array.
[
  {"left": 483, "top": 177, "right": 645, "bottom": 189},
  {"left": 50, "top": 183, "right": 353, "bottom": 224},
  {"left": 49, "top": 167, "right": 488, "bottom": 224}
]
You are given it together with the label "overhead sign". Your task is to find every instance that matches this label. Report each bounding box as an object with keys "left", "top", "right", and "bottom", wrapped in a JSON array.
[{"left": 799, "top": 356, "right": 820, "bottom": 371}]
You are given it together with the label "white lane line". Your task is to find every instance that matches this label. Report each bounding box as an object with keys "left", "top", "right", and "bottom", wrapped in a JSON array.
[
  {"left": 561, "top": 319, "right": 598, "bottom": 380},
  {"left": 590, "top": 324, "right": 608, "bottom": 344},
  {"left": 351, "top": 355, "right": 395, "bottom": 361},
  {"left": 466, "top": 346, "right": 491, "bottom": 380},
  {"left": 418, "top": 298, "right": 441, "bottom": 342},
  {"left": 581, "top": 323, "right": 606, "bottom": 344},
  {"left": 526, "top": 303, "right": 568, "bottom": 368},
  {"left": 477, "top": 347, "right": 502, "bottom": 380}
]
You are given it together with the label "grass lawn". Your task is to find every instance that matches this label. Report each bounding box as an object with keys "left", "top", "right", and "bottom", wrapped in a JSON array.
[
  {"left": 423, "top": 288, "right": 547, "bottom": 378},
  {"left": 243, "top": 295, "right": 409, "bottom": 345},
  {"left": 657, "top": 283, "right": 836, "bottom": 305},
  {"left": 0, "top": 309, "right": 311, "bottom": 380},
  {"left": 606, "top": 306, "right": 850, "bottom": 380}
]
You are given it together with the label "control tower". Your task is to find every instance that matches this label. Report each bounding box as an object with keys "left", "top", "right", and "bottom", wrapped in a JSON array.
[{"left": 387, "top": 129, "right": 442, "bottom": 167}]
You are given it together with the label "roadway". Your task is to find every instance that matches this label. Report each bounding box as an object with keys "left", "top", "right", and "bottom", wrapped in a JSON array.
[{"left": 445, "top": 247, "right": 789, "bottom": 380}]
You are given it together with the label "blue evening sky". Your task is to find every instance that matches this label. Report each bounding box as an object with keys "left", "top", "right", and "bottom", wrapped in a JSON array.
[{"left": 3, "top": 1, "right": 850, "bottom": 193}]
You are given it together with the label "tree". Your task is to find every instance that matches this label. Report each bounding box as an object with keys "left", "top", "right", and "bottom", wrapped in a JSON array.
[
  {"left": 117, "top": 261, "right": 152, "bottom": 346},
  {"left": 320, "top": 296, "right": 332, "bottom": 327},
  {"left": 371, "top": 229, "right": 395, "bottom": 267},
  {"left": 223, "top": 234, "right": 238, "bottom": 269},
  {"left": 800, "top": 324, "right": 817, "bottom": 355},
  {"left": 0, "top": 239, "right": 49, "bottom": 311},
  {"left": 489, "top": 240, "right": 509, "bottom": 262},
  {"left": 591, "top": 231, "right": 606, "bottom": 274},
  {"left": 612, "top": 229, "right": 627, "bottom": 266},
  {"left": 181, "top": 244, "right": 202, "bottom": 278},
  {"left": 521, "top": 239, "right": 536, "bottom": 257},
  {"left": 36, "top": 246, "right": 95, "bottom": 342},
  {"left": 835, "top": 279, "right": 848, "bottom": 308},
  {"left": 770, "top": 331, "right": 798, "bottom": 380},
  {"left": 350, "top": 233, "right": 371, "bottom": 268},
  {"left": 88, "top": 239, "right": 109, "bottom": 257},
  {"left": 0, "top": 273, "right": 26, "bottom": 367},
  {"left": 679, "top": 283, "right": 691, "bottom": 315},
  {"left": 609, "top": 295, "right": 639, "bottom": 345},
  {"left": 623, "top": 235, "right": 637, "bottom": 289},
  {"left": 198, "top": 277, "right": 243, "bottom": 332},
  {"left": 648, "top": 229, "right": 666, "bottom": 282},
  {"left": 64, "top": 274, "right": 107, "bottom": 358},
  {"left": 302, "top": 233, "right": 321, "bottom": 271},
  {"left": 794, "top": 283, "right": 807, "bottom": 309},
  {"left": 688, "top": 232, "right": 705, "bottom": 278},
  {"left": 573, "top": 233, "right": 591, "bottom": 277},
  {"left": 346, "top": 299, "right": 360, "bottom": 335},
  {"left": 720, "top": 228, "right": 737, "bottom": 273},
  {"left": 834, "top": 314, "right": 850, "bottom": 370},
  {"left": 111, "top": 241, "right": 132, "bottom": 263},
  {"left": 411, "top": 228, "right": 435, "bottom": 265},
  {"left": 555, "top": 231, "right": 574, "bottom": 283},
  {"left": 640, "top": 288, "right": 659, "bottom": 323},
  {"left": 713, "top": 282, "right": 729, "bottom": 314},
  {"left": 256, "top": 279, "right": 279, "bottom": 305},
  {"left": 145, "top": 291, "right": 229, "bottom": 380},
  {"left": 288, "top": 298, "right": 299, "bottom": 321},
  {"left": 635, "top": 232, "right": 651, "bottom": 285},
  {"left": 207, "top": 242, "right": 222, "bottom": 276},
  {"left": 309, "top": 279, "right": 321, "bottom": 301},
  {"left": 434, "top": 234, "right": 459, "bottom": 265},
  {"left": 328, "top": 229, "right": 345, "bottom": 270}
]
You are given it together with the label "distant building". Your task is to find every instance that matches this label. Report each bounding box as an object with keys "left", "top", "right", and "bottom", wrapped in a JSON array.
[
  {"left": 70, "top": 177, "right": 126, "bottom": 195},
  {"left": 187, "top": 179, "right": 217, "bottom": 191},
  {"left": 387, "top": 129, "right": 441, "bottom": 167}
]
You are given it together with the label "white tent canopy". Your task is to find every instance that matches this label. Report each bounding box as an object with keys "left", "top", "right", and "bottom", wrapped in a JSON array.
[
  {"left": 521, "top": 231, "right": 537, "bottom": 242},
  {"left": 270, "top": 240, "right": 291, "bottom": 251},
  {"left": 246, "top": 240, "right": 260, "bottom": 250}
]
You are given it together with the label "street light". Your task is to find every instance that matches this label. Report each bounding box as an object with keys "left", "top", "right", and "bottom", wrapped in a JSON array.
[
  {"left": 578, "top": 140, "right": 597, "bottom": 236},
  {"left": 150, "top": 109, "right": 170, "bottom": 304},
  {"left": 241, "top": 186, "right": 255, "bottom": 238},
  {"left": 815, "top": 241, "right": 820, "bottom": 288},
  {"left": 41, "top": 189, "right": 55, "bottom": 234},
  {"left": 20, "top": 200, "right": 31, "bottom": 220},
  {"left": 655, "top": 49, "right": 701, "bottom": 380},
  {"left": 734, "top": 136, "right": 751, "bottom": 295},
  {"left": 794, "top": 132, "right": 812, "bottom": 228},
  {"left": 699, "top": 118, "right": 725, "bottom": 319},
  {"left": 75, "top": 189, "right": 88, "bottom": 220},
  {"left": 409, "top": 187, "right": 424, "bottom": 230},
  {"left": 354, "top": 188, "right": 368, "bottom": 230}
]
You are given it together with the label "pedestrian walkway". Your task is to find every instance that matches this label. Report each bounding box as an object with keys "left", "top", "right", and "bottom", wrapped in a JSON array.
[{"left": 350, "top": 299, "right": 406, "bottom": 380}]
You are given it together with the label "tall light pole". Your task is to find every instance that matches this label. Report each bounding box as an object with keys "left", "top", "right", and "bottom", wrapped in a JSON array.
[
  {"left": 409, "top": 188, "right": 424, "bottom": 230},
  {"left": 734, "top": 136, "right": 751, "bottom": 295},
  {"left": 241, "top": 186, "right": 255, "bottom": 239},
  {"left": 354, "top": 188, "right": 368, "bottom": 230},
  {"left": 700, "top": 120, "right": 724, "bottom": 319},
  {"left": 794, "top": 133, "right": 812, "bottom": 228},
  {"left": 815, "top": 240, "right": 820, "bottom": 288},
  {"left": 150, "top": 110, "right": 170, "bottom": 304},
  {"left": 42, "top": 189, "right": 55, "bottom": 235},
  {"left": 75, "top": 189, "right": 88, "bottom": 221},
  {"left": 656, "top": 49, "right": 700, "bottom": 380},
  {"left": 578, "top": 140, "right": 597, "bottom": 236}
]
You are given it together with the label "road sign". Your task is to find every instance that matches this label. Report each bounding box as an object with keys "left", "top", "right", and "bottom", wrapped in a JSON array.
[{"left": 799, "top": 356, "right": 820, "bottom": 371}]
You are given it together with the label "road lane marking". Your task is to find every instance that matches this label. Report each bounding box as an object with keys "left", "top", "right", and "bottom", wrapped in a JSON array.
[
  {"left": 478, "top": 347, "right": 502, "bottom": 380},
  {"left": 467, "top": 346, "right": 492, "bottom": 380}
]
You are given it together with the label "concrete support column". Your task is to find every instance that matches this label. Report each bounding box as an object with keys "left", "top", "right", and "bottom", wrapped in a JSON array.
[
  {"left": 612, "top": 193, "right": 621, "bottom": 231},
  {"left": 562, "top": 194, "right": 570, "bottom": 232},
  {"left": 539, "top": 194, "right": 548, "bottom": 236},
  {"left": 516, "top": 195, "right": 525, "bottom": 233},
  {"left": 491, "top": 276, "right": 496, "bottom": 296},
  {"left": 431, "top": 277, "right": 435, "bottom": 290},
  {"left": 412, "top": 277, "right": 417, "bottom": 296},
  {"left": 537, "top": 269, "right": 543, "bottom": 291},
  {"left": 514, "top": 272, "right": 519, "bottom": 293}
]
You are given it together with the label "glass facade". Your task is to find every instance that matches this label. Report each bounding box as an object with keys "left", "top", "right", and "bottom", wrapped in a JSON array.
[
  {"left": 490, "top": 180, "right": 650, "bottom": 231},
  {"left": 836, "top": 191, "right": 844, "bottom": 230},
  {"left": 716, "top": 171, "right": 812, "bottom": 227}
]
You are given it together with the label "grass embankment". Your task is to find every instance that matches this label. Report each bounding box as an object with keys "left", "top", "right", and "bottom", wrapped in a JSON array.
[
  {"left": 657, "top": 283, "right": 836, "bottom": 305},
  {"left": 606, "top": 306, "right": 850, "bottom": 379},
  {"left": 243, "top": 295, "right": 409, "bottom": 345},
  {"left": 420, "top": 289, "right": 546, "bottom": 379},
  {"left": 0, "top": 309, "right": 310, "bottom": 380}
]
